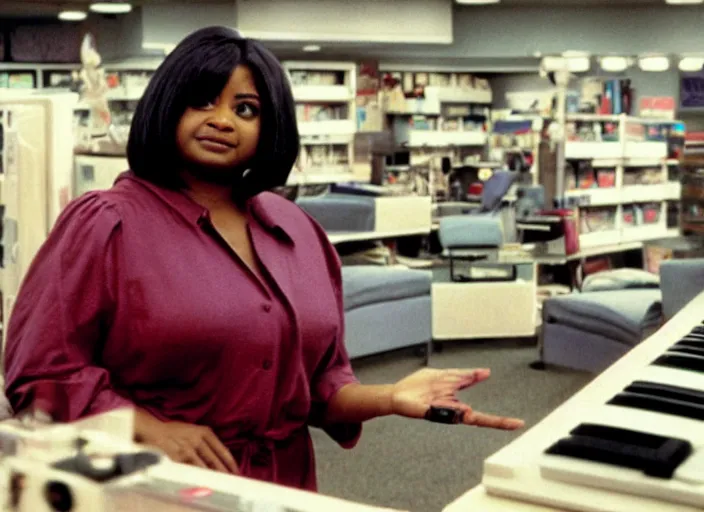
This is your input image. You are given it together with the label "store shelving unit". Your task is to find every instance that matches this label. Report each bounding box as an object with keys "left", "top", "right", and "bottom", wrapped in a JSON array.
[
  {"left": 0, "top": 62, "right": 80, "bottom": 90},
  {"left": 386, "top": 85, "right": 491, "bottom": 154},
  {"left": 282, "top": 61, "right": 369, "bottom": 185},
  {"left": 563, "top": 114, "right": 682, "bottom": 249},
  {"left": 680, "top": 153, "right": 704, "bottom": 234}
]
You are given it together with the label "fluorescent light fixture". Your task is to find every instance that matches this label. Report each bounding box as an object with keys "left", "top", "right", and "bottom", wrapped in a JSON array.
[
  {"left": 302, "top": 45, "right": 321, "bottom": 52},
  {"left": 58, "top": 10, "right": 87, "bottom": 21},
  {"left": 89, "top": 2, "right": 132, "bottom": 14},
  {"left": 600, "top": 56, "right": 630, "bottom": 72},
  {"left": 665, "top": 0, "right": 704, "bottom": 4},
  {"left": 638, "top": 55, "right": 670, "bottom": 72},
  {"left": 680, "top": 56, "right": 704, "bottom": 72},
  {"left": 455, "top": 0, "right": 501, "bottom": 4},
  {"left": 560, "top": 51, "right": 590, "bottom": 72}
]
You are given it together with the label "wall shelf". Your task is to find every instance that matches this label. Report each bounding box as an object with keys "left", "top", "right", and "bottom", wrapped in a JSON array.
[{"left": 404, "top": 130, "right": 486, "bottom": 148}]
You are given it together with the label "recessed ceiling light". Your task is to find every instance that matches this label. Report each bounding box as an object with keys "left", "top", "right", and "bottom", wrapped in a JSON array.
[
  {"left": 89, "top": 2, "right": 133, "bottom": 14},
  {"left": 566, "top": 57, "right": 591, "bottom": 73},
  {"left": 680, "top": 57, "right": 704, "bottom": 72},
  {"left": 639, "top": 55, "right": 670, "bottom": 72},
  {"left": 600, "top": 56, "right": 631, "bottom": 72},
  {"left": 665, "top": 0, "right": 704, "bottom": 4},
  {"left": 303, "top": 45, "right": 321, "bottom": 52},
  {"left": 58, "top": 10, "right": 87, "bottom": 21},
  {"left": 455, "top": 0, "right": 501, "bottom": 4}
]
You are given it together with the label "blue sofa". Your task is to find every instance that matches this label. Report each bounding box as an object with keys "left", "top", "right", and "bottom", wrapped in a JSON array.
[
  {"left": 538, "top": 259, "right": 704, "bottom": 373},
  {"left": 342, "top": 266, "right": 432, "bottom": 360}
]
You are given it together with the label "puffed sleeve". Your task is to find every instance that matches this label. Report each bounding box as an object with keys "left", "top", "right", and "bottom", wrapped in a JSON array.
[
  {"left": 4, "top": 192, "right": 132, "bottom": 422},
  {"left": 307, "top": 219, "right": 362, "bottom": 449}
]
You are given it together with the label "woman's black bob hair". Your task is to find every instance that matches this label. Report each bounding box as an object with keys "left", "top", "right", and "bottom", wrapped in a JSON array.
[{"left": 127, "top": 26, "right": 299, "bottom": 199}]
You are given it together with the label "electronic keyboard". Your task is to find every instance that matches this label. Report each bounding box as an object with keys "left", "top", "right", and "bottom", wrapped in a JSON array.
[{"left": 482, "top": 288, "right": 704, "bottom": 512}]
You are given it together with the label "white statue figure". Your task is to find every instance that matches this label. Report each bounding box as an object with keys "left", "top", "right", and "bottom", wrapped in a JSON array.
[{"left": 78, "top": 33, "right": 122, "bottom": 146}]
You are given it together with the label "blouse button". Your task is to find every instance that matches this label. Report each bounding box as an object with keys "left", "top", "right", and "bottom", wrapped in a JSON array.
[
  {"left": 262, "top": 303, "right": 272, "bottom": 313},
  {"left": 262, "top": 360, "right": 273, "bottom": 370}
]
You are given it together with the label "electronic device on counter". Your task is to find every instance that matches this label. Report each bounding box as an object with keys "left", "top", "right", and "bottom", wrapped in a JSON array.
[
  {"left": 0, "top": 409, "right": 406, "bottom": 512},
  {"left": 480, "top": 287, "right": 704, "bottom": 512}
]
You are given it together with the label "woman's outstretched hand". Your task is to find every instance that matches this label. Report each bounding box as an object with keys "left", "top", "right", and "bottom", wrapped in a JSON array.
[{"left": 390, "top": 368, "right": 525, "bottom": 430}]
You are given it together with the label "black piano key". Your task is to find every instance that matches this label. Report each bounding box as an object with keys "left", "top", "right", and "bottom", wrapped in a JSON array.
[
  {"left": 691, "top": 325, "right": 704, "bottom": 335},
  {"left": 627, "top": 381, "right": 704, "bottom": 406},
  {"left": 570, "top": 423, "right": 667, "bottom": 448},
  {"left": 677, "top": 336, "right": 704, "bottom": 346},
  {"left": 653, "top": 353, "right": 704, "bottom": 373},
  {"left": 674, "top": 340, "right": 704, "bottom": 350},
  {"left": 608, "top": 392, "right": 704, "bottom": 421},
  {"left": 669, "top": 345, "right": 704, "bottom": 358},
  {"left": 546, "top": 423, "right": 692, "bottom": 479}
]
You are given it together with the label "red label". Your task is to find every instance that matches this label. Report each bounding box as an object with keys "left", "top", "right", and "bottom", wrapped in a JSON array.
[{"left": 180, "top": 487, "right": 213, "bottom": 500}]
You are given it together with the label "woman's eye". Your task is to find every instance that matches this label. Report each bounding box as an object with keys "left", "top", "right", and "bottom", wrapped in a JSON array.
[
  {"left": 193, "top": 100, "right": 215, "bottom": 111},
  {"left": 236, "top": 103, "right": 259, "bottom": 119}
]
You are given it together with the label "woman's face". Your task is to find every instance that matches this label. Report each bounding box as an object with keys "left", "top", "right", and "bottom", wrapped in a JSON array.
[{"left": 176, "top": 65, "right": 262, "bottom": 176}]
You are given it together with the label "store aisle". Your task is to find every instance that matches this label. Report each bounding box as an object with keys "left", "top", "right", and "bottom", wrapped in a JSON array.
[{"left": 312, "top": 339, "right": 593, "bottom": 512}]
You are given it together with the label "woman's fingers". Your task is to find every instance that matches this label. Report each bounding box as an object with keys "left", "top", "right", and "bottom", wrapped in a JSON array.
[
  {"left": 196, "top": 441, "right": 229, "bottom": 473},
  {"left": 204, "top": 431, "right": 240, "bottom": 474},
  {"left": 431, "top": 399, "right": 472, "bottom": 414},
  {"left": 463, "top": 410, "right": 525, "bottom": 430}
]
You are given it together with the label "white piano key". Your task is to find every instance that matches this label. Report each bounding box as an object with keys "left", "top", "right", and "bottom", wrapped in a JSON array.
[
  {"left": 539, "top": 447, "right": 704, "bottom": 510},
  {"left": 585, "top": 404, "right": 704, "bottom": 446},
  {"left": 675, "top": 449, "right": 704, "bottom": 485},
  {"left": 634, "top": 364, "right": 704, "bottom": 393}
]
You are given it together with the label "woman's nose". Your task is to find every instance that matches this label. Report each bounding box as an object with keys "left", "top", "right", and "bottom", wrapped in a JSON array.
[{"left": 207, "top": 106, "right": 235, "bottom": 131}]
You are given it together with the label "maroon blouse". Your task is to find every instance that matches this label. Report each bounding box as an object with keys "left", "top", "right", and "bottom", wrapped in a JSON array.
[{"left": 4, "top": 172, "right": 361, "bottom": 490}]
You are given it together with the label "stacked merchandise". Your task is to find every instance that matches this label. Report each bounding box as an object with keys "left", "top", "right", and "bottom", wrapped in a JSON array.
[
  {"left": 565, "top": 118, "right": 619, "bottom": 142},
  {"left": 381, "top": 71, "right": 490, "bottom": 100},
  {"left": 565, "top": 160, "right": 616, "bottom": 191},
  {"left": 0, "top": 72, "right": 35, "bottom": 89},
  {"left": 622, "top": 203, "right": 661, "bottom": 228},
  {"left": 576, "top": 78, "right": 634, "bottom": 115},
  {"left": 579, "top": 207, "right": 617, "bottom": 234},
  {"left": 295, "top": 104, "right": 347, "bottom": 122},
  {"left": 288, "top": 69, "right": 345, "bottom": 87}
]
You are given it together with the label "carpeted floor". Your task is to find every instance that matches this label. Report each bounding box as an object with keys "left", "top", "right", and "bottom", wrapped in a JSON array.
[{"left": 311, "top": 339, "right": 594, "bottom": 512}]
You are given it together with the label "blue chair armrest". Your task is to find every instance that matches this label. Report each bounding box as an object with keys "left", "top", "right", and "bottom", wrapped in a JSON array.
[{"left": 660, "top": 259, "right": 704, "bottom": 319}]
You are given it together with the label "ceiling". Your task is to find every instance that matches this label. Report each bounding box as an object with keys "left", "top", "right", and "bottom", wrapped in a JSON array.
[
  {"left": 0, "top": 0, "right": 233, "bottom": 18},
  {"left": 498, "top": 0, "right": 664, "bottom": 4},
  {"left": 0, "top": 0, "right": 685, "bottom": 17}
]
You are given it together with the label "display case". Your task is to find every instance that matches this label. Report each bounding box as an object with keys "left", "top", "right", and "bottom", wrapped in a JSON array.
[
  {"left": 563, "top": 114, "right": 683, "bottom": 248},
  {"left": 283, "top": 61, "right": 369, "bottom": 185},
  {"left": 0, "top": 91, "right": 78, "bottom": 344}
]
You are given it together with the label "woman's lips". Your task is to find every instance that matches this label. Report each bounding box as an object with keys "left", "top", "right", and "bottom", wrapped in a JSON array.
[{"left": 196, "top": 136, "right": 236, "bottom": 153}]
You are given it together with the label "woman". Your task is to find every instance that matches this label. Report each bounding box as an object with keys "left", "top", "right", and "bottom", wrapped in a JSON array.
[{"left": 3, "top": 27, "right": 523, "bottom": 491}]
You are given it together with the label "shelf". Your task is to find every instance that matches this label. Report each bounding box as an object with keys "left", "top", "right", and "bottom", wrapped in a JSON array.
[
  {"left": 622, "top": 158, "right": 669, "bottom": 167},
  {"left": 433, "top": 87, "right": 493, "bottom": 105},
  {"left": 291, "top": 85, "right": 353, "bottom": 103},
  {"left": 565, "top": 188, "right": 620, "bottom": 207},
  {"left": 621, "top": 183, "right": 681, "bottom": 203},
  {"left": 297, "top": 119, "right": 356, "bottom": 137},
  {"left": 580, "top": 230, "right": 622, "bottom": 248},
  {"left": 565, "top": 142, "right": 622, "bottom": 160},
  {"left": 624, "top": 141, "right": 668, "bottom": 160},
  {"left": 386, "top": 98, "right": 441, "bottom": 116},
  {"left": 405, "top": 130, "right": 486, "bottom": 148},
  {"left": 287, "top": 170, "right": 363, "bottom": 185},
  {"left": 299, "top": 133, "right": 354, "bottom": 145},
  {"left": 567, "top": 113, "right": 621, "bottom": 122},
  {"left": 621, "top": 224, "right": 667, "bottom": 243}
]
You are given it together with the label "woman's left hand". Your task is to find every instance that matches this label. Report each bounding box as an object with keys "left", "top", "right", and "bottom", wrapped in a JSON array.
[{"left": 390, "top": 368, "right": 525, "bottom": 430}]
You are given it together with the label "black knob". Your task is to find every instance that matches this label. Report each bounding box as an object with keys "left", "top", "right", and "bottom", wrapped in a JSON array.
[{"left": 45, "top": 481, "right": 74, "bottom": 512}]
